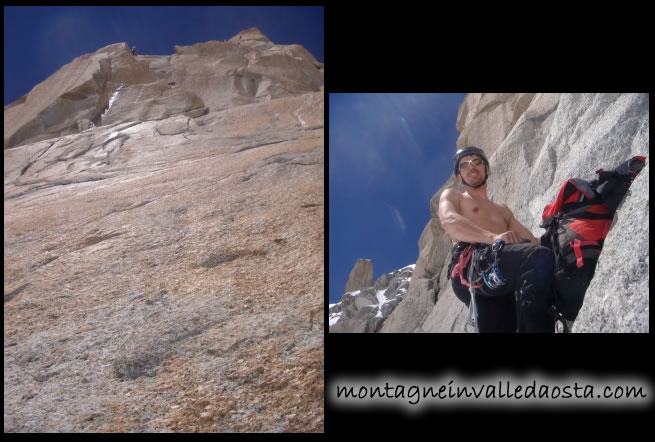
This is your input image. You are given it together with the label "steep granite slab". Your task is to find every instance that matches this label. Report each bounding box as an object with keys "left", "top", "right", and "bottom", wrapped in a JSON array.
[{"left": 4, "top": 33, "right": 324, "bottom": 431}]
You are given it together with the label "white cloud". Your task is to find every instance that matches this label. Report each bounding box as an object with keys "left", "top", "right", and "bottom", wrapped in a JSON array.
[
  {"left": 391, "top": 206, "right": 406, "bottom": 233},
  {"left": 398, "top": 114, "right": 423, "bottom": 162}
]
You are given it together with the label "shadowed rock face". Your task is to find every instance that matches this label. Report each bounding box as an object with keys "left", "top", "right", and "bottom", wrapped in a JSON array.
[{"left": 4, "top": 28, "right": 324, "bottom": 432}]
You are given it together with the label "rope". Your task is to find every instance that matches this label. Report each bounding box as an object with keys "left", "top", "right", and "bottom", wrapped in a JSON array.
[{"left": 464, "top": 247, "right": 481, "bottom": 333}]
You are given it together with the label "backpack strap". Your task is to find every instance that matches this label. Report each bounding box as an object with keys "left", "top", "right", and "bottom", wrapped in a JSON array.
[{"left": 572, "top": 239, "right": 602, "bottom": 268}]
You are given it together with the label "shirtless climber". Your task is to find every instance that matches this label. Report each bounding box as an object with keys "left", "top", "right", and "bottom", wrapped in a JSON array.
[{"left": 438, "top": 146, "right": 555, "bottom": 333}]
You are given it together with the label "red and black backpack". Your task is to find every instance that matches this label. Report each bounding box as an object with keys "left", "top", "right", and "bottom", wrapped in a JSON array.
[{"left": 540, "top": 156, "right": 646, "bottom": 324}]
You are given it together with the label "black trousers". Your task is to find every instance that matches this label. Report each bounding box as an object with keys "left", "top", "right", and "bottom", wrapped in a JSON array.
[{"left": 450, "top": 242, "right": 556, "bottom": 333}]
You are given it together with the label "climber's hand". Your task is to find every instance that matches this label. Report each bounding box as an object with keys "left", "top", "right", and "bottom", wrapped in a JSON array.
[{"left": 493, "top": 231, "right": 526, "bottom": 244}]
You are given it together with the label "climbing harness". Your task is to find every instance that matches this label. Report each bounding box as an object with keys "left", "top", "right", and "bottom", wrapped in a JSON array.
[
  {"left": 451, "top": 244, "right": 483, "bottom": 289},
  {"left": 481, "top": 240, "right": 507, "bottom": 289},
  {"left": 462, "top": 240, "right": 508, "bottom": 333}
]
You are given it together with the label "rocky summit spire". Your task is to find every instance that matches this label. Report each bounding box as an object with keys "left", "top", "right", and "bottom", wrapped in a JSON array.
[
  {"left": 344, "top": 259, "right": 373, "bottom": 293},
  {"left": 229, "top": 27, "right": 272, "bottom": 43}
]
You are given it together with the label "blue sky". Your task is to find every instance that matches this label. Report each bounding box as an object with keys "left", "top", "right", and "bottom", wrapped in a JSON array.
[
  {"left": 329, "top": 93, "right": 467, "bottom": 305},
  {"left": 4, "top": 6, "right": 323, "bottom": 106}
]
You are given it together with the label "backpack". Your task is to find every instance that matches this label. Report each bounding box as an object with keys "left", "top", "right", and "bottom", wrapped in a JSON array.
[{"left": 539, "top": 156, "right": 646, "bottom": 326}]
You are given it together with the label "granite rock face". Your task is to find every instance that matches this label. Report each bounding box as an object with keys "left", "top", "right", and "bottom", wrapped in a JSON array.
[
  {"left": 380, "top": 93, "right": 648, "bottom": 333},
  {"left": 4, "top": 30, "right": 324, "bottom": 432},
  {"left": 4, "top": 27, "right": 323, "bottom": 150},
  {"left": 343, "top": 259, "right": 374, "bottom": 294}
]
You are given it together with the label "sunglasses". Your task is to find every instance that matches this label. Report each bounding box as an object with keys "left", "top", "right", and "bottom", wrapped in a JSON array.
[{"left": 459, "top": 158, "right": 484, "bottom": 171}]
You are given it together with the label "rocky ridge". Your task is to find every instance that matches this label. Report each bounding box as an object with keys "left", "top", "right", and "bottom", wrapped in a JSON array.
[
  {"left": 4, "top": 27, "right": 323, "bottom": 150},
  {"left": 4, "top": 29, "right": 324, "bottom": 432},
  {"left": 329, "top": 263, "right": 414, "bottom": 333}
]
